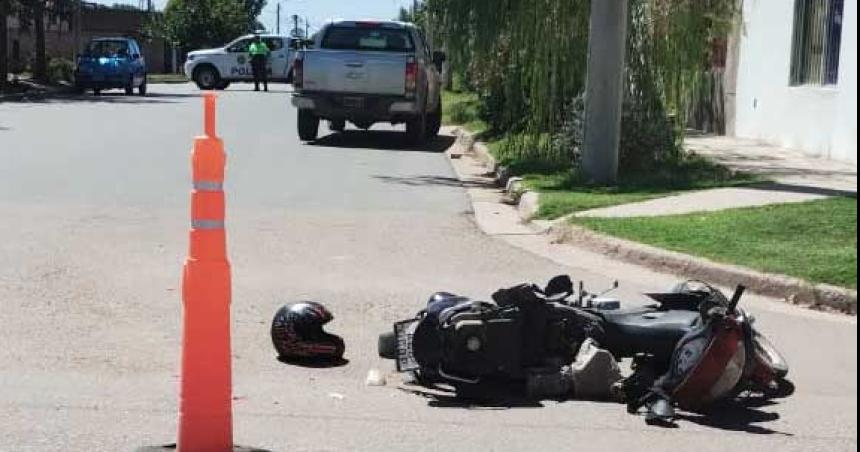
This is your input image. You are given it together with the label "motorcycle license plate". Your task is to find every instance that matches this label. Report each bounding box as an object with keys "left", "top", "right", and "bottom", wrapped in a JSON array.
[{"left": 394, "top": 319, "right": 420, "bottom": 372}]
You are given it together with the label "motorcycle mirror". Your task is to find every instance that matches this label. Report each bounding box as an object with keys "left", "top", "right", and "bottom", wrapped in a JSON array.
[{"left": 545, "top": 275, "right": 573, "bottom": 299}]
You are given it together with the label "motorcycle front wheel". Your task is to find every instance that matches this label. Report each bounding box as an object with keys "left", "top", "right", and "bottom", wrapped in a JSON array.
[{"left": 754, "top": 331, "right": 790, "bottom": 379}]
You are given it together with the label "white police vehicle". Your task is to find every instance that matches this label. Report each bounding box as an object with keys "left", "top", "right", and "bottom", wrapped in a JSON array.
[{"left": 184, "top": 34, "right": 302, "bottom": 90}]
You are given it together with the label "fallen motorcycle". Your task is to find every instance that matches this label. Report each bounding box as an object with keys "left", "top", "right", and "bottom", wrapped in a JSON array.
[{"left": 378, "top": 276, "right": 794, "bottom": 422}]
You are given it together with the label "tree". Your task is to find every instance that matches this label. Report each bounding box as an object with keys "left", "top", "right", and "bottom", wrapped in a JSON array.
[
  {"left": 6, "top": 0, "right": 75, "bottom": 84},
  {"left": 33, "top": 0, "right": 46, "bottom": 82},
  {"left": 1, "top": 0, "right": 9, "bottom": 91},
  {"left": 425, "top": 0, "right": 737, "bottom": 176},
  {"left": 152, "top": 0, "right": 265, "bottom": 51}
]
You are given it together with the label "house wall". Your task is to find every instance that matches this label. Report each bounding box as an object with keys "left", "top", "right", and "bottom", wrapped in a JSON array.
[
  {"left": 4, "top": 6, "right": 171, "bottom": 74},
  {"left": 734, "top": 0, "right": 857, "bottom": 162}
]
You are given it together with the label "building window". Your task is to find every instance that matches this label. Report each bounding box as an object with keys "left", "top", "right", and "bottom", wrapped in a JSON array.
[{"left": 790, "top": 0, "right": 844, "bottom": 86}]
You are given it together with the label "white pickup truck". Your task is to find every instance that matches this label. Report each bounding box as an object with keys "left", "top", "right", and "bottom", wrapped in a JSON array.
[
  {"left": 291, "top": 20, "right": 445, "bottom": 145},
  {"left": 184, "top": 34, "right": 302, "bottom": 90}
]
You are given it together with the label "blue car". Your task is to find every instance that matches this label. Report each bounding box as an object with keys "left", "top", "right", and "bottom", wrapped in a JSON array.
[{"left": 74, "top": 37, "right": 147, "bottom": 95}]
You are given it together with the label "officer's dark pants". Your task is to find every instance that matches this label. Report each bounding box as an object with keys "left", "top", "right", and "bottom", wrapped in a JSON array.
[{"left": 251, "top": 55, "right": 268, "bottom": 91}]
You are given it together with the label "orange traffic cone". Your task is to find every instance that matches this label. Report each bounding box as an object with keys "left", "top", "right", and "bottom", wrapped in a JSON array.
[{"left": 178, "top": 93, "right": 233, "bottom": 452}]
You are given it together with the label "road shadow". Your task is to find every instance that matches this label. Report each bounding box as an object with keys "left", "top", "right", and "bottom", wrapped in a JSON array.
[
  {"left": 220, "top": 87, "right": 295, "bottom": 94},
  {"left": 398, "top": 385, "right": 546, "bottom": 410},
  {"left": 277, "top": 356, "right": 350, "bottom": 369},
  {"left": 1, "top": 91, "right": 198, "bottom": 105},
  {"left": 374, "top": 174, "right": 496, "bottom": 189},
  {"left": 676, "top": 402, "right": 793, "bottom": 436},
  {"left": 400, "top": 379, "right": 792, "bottom": 435},
  {"left": 137, "top": 445, "right": 272, "bottom": 452},
  {"left": 310, "top": 130, "right": 456, "bottom": 153},
  {"left": 747, "top": 181, "right": 857, "bottom": 198}
]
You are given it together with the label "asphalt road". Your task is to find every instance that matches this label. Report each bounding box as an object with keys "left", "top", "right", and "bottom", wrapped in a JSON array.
[{"left": 0, "top": 84, "right": 856, "bottom": 452}]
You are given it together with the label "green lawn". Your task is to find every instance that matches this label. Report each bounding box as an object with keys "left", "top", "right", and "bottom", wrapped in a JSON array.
[
  {"left": 572, "top": 197, "right": 858, "bottom": 289},
  {"left": 148, "top": 73, "right": 189, "bottom": 84},
  {"left": 439, "top": 89, "right": 760, "bottom": 220},
  {"left": 442, "top": 90, "right": 489, "bottom": 136}
]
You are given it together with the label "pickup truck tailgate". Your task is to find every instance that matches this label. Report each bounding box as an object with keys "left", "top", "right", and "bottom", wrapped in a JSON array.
[{"left": 302, "top": 50, "right": 407, "bottom": 95}]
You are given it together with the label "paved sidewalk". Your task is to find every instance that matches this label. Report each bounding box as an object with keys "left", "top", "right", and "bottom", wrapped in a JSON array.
[
  {"left": 686, "top": 134, "right": 857, "bottom": 194},
  {"left": 576, "top": 134, "right": 857, "bottom": 218}
]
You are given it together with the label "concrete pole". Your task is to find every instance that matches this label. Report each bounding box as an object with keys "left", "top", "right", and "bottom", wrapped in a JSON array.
[
  {"left": 581, "top": 0, "right": 629, "bottom": 185},
  {"left": 724, "top": 0, "right": 744, "bottom": 137}
]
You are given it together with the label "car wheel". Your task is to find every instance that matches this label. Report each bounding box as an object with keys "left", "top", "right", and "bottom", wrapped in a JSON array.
[
  {"left": 194, "top": 66, "right": 220, "bottom": 90},
  {"left": 406, "top": 113, "right": 427, "bottom": 145},
  {"left": 93, "top": 88, "right": 101, "bottom": 96},
  {"left": 215, "top": 80, "right": 231, "bottom": 90},
  {"left": 330, "top": 119, "right": 346, "bottom": 133},
  {"left": 125, "top": 77, "right": 135, "bottom": 95},
  {"left": 298, "top": 109, "right": 320, "bottom": 142},
  {"left": 138, "top": 76, "right": 148, "bottom": 96}
]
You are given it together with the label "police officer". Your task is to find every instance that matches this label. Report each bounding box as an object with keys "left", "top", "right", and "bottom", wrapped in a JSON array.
[{"left": 248, "top": 35, "right": 271, "bottom": 92}]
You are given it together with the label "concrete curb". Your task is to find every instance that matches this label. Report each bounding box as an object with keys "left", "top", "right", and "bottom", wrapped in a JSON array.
[
  {"left": 548, "top": 223, "right": 857, "bottom": 314},
  {"left": 452, "top": 127, "right": 542, "bottom": 221},
  {"left": 448, "top": 126, "right": 857, "bottom": 315}
]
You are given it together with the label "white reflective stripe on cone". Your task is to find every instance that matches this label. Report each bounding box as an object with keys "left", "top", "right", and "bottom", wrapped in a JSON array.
[
  {"left": 193, "top": 181, "right": 224, "bottom": 191},
  {"left": 192, "top": 220, "right": 225, "bottom": 230}
]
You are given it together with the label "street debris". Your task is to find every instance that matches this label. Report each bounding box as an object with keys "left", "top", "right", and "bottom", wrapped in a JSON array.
[{"left": 365, "top": 368, "right": 387, "bottom": 387}]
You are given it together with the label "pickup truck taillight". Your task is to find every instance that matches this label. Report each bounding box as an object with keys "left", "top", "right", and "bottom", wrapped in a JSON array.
[
  {"left": 405, "top": 58, "right": 417, "bottom": 98},
  {"left": 293, "top": 55, "right": 304, "bottom": 89}
]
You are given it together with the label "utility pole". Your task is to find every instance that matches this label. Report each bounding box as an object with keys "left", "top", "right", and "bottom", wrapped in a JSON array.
[
  {"left": 292, "top": 14, "right": 299, "bottom": 38},
  {"left": 305, "top": 17, "right": 309, "bottom": 39},
  {"left": 581, "top": 0, "right": 629, "bottom": 185},
  {"left": 276, "top": 2, "right": 281, "bottom": 34}
]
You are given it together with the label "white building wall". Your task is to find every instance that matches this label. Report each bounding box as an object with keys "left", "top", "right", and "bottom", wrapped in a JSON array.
[{"left": 735, "top": 0, "right": 857, "bottom": 162}]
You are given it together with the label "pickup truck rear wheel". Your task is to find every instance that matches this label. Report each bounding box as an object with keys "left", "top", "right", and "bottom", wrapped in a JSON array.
[
  {"left": 298, "top": 110, "right": 320, "bottom": 141},
  {"left": 426, "top": 108, "right": 442, "bottom": 139},
  {"left": 406, "top": 113, "right": 427, "bottom": 145}
]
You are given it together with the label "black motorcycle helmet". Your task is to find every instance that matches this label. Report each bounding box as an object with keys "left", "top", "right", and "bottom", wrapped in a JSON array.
[{"left": 271, "top": 302, "right": 345, "bottom": 361}]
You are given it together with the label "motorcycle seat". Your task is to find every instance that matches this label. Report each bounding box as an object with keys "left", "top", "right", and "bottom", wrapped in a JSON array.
[{"left": 601, "top": 308, "right": 700, "bottom": 358}]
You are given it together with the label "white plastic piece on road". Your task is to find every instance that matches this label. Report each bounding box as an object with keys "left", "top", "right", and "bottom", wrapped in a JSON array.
[{"left": 365, "top": 368, "right": 387, "bottom": 387}]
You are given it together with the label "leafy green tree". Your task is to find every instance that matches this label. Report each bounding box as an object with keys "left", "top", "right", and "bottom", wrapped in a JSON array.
[
  {"left": 152, "top": 0, "right": 266, "bottom": 51},
  {"left": 3, "top": 0, "right": 75, "bottom": 84},
  {"left": 426, "top": 0, "right": 738, "bottom": 174}
]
